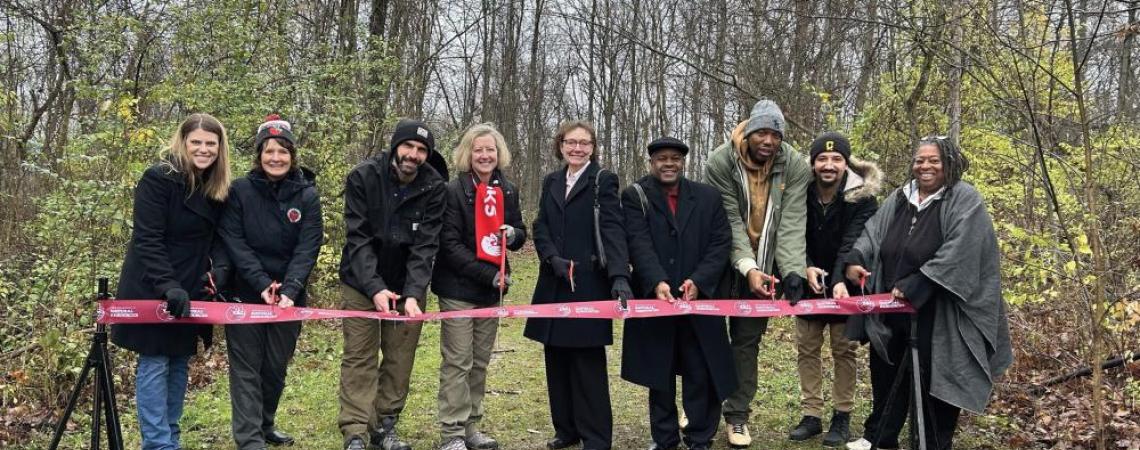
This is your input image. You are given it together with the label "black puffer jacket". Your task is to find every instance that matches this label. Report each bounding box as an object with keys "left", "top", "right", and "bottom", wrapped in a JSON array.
[
  {"left": 431, "top": 170, "right": 527, "bottom": 305},
  {"left": 338, "top": 152, "right": 446, "bottom": 303},
  {"left": 112, "top": 163, "right": 224, "bottom": 356},
  {"left": 219, "top": 168, "right": 323, "bottom": 306}
]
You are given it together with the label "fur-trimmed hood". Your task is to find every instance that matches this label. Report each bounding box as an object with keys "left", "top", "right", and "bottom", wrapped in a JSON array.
[{"left": 841, "top": 157, "right": 882, "bottom": 203}]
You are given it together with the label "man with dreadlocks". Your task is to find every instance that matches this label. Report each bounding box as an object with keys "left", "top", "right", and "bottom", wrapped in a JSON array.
[{"left": 838, "top": 137, "right": 1013, "bottom": 450}]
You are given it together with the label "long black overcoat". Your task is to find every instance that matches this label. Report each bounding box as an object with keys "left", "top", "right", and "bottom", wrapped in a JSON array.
[
  {"left": 112, "top": 163, "right": 223, "bottom": 356},
  {"left": 524, "top": 163, "right": 628, "bottom": 347},
  {"left": 618, "top": 176, "right": 738, "bottom": 399}
]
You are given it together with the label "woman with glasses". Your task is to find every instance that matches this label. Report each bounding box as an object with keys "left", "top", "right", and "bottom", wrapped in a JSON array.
[
  {"left": 837, "top": 137, "right": 1012, "bottom": 450},
  {"left": 524, "top": 120, "right": 631, "bottom": 450}
]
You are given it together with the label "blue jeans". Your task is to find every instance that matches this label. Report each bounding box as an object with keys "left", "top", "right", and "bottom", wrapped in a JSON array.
[{"left": 135, "top": 354, "right": 190, "bottom": 450}]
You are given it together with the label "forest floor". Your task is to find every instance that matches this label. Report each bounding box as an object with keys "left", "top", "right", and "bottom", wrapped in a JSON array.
[{"left": 21, "top": 250, "right": 1016, "bottom": 449}]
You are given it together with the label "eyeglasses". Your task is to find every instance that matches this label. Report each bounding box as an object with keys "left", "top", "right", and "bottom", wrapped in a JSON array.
[{"left": 562, "top": 139, "right": 594, "bottom": 148}]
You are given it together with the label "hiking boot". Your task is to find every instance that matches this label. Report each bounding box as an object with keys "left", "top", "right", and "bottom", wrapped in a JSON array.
[
  {"left": 726, "top": 422, "right": 751, "bottom": 448},
  {"left": 822, "top": 411, "right": 851, "bottom": 447},
  {"left": 464, "top": 431, "right": 498, "bottom": 449},
  {"left": 344, "top": 436, "right": 367, "bottom": 450},
  {"left": 438, "top": 437, "right": 465, "bottom": 450},
  {"left": 371, "top": 417, "right": 412, "bottom": 450},
  {"left": 788, "top": 415, "right": 823, "bottom": 441}
]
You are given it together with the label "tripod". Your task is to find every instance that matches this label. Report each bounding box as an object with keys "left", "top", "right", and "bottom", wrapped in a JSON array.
[
  {"left": 871, "top": 319, "right": 928, "bottom": 450},
  {"left": 49, "top": 278, "right": 124, "bottom": 450}
]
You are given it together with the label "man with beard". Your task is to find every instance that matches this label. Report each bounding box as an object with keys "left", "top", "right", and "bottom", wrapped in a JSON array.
[
  {"left": 338, "top": 119, "right": 447, "bottom": 450},
  {"left": 621, "top": 137, "right": 736, "bottom": 450},
  {"left": 705, "top": 99, "right": 811, "bottom": 448},
  {"left": 787, "top": 132, "right": 880, "bottom": 446}
]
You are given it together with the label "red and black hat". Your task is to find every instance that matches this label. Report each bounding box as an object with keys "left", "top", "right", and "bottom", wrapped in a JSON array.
[{"left": 254, "top": 113, "right": 296, "bottom": 155}]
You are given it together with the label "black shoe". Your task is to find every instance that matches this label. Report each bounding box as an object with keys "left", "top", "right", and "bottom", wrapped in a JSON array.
[
  {"left": 344, "top": 436, "right": 367, "bottom": 450},
  {"left": 822, "top": 410, "right": 851, "bottom": 447},
  {"left": 265, "top": 429, "right": 294, "bottom": 446},
  {"left": 371, "top": 416, "right": 412, "bottom": 450},
  {"left": 648, "top": 443, "right": 679, "bottom": 450},
  {"left": 546, "top": 436, "right": 580, "bottom": 449},
  {"left": 788, "top": 415, "right": 823, "bottom": 441}
]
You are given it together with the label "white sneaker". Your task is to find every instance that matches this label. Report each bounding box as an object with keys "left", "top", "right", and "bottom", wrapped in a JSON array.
[{"left": 846, "top": 437, "right": 900, "bottom": 450}]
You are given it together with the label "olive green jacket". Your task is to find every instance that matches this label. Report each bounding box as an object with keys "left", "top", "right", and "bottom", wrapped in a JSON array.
[{"left": 704, "top": 126, "right": 811, "bottom": 296}]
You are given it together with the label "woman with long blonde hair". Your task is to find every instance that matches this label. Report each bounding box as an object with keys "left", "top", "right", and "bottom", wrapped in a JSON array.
[{"left": 112, "top": 113, "right": 232, "bottom": 450}]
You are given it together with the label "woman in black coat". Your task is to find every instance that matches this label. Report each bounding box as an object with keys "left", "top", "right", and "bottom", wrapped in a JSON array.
[
  {"left": 218, "top": 115, "right": 323, "bottom": 449},
  {"left": 524, "top": 120, "right": 631, "bottom": 450},
  {"left": 111, "top": 113, "right": 233, "bottom": 450},
  {"left": 430, "top": 123, "right": 527, "bottom": 450}
]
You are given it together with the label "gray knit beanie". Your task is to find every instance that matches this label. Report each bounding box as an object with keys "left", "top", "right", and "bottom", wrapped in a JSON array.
[{"left": 743, "top": 99, "right": 786, "bottom": 138}]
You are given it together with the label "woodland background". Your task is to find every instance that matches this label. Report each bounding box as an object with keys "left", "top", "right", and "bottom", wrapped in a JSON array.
[{"left": 0, "top": 0, "right": 1138, "bottom": 448}]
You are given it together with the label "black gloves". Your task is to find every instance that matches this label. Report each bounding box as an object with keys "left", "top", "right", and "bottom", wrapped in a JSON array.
[
  {"left": 163, "top": 288, "right": 191, "bottom": 318},
  {"left": 783, "top": 273, "right": 805, "bottom": 305},
  {"left": 549, "top": 256, "right": 572, "bottom": 281},
  {"left": 611, "top": 277, "right": 633, "bottom": 302}
]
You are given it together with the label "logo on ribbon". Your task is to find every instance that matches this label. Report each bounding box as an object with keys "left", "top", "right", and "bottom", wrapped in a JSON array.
[
  {"left": 96, "top": 304, "right": 106, "bottom": 322},
  {"left": 495, "top": 307, "right": 509, "bottom": 318},
  {"left": 797, "top": 302, "right": 815, "bottom": 313},
  {"left": 674, "top": 301, "right": 693, "bottom": 313},
  {"left": 557, "top": 305, "right": 572, "bottom": 317},
  {"left": 156, "top": 303, "right": 174, "bottom": 321},
  {"left": 857, "top": 298, "right": 876, "bottom": 313},
  {"left": 735, "top": 301, "right": 753, "bottom": 315},
  {"left": 226, "top": 305, "right": 248, "bottom": 322}
]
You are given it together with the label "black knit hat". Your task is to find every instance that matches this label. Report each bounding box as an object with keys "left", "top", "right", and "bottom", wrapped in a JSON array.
[
  {"left": 254, "top": 113, "right": 295, "bottom": 155},
  {"left": 646, "top": 136, "right": 689, "bottom": 156},
  {"left": 389, "top": 119, "right": 436, "bottom": 154},
  {"left": 809, "top": 131, "right": 851, "bottom": 162}
]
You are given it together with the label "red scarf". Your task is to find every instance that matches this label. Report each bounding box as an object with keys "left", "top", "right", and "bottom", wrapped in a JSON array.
[{"left": 475, "top": 178, "right": 505, "bottom": 264}]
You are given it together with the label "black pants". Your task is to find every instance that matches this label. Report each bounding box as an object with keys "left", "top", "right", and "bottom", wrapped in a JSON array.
[
  {"left": 862, "top": 312, "right": 960, "bottom": 450},
  {"left": 544, "top": 345, "right": 612, "bottom": 450},
  {"left": 649, "top": 320, "right": 721, "bottom": 448},
  {"left": 226, "top": 322, "right": 302, "bottom": 450}
]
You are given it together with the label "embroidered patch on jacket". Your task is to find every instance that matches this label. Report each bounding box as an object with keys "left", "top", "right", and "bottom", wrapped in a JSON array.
[{"left": 287, "top": 207, "right": 302, "bottom": 223}]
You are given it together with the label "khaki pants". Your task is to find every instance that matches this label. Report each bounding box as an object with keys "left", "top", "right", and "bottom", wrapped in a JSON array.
[
  {"left": 795, "top": 318, "right": 858, "bottom": 417},
  {"left": 337, "top": 283, "right": 424, "bottom": 439},
  {"left": 437, "top": 297, "right": 499, "bottom": 439}
]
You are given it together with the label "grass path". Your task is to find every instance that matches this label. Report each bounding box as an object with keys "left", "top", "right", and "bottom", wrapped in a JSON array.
[{"left": 32, "top": 251, "right": 1009, "bottom": 449}]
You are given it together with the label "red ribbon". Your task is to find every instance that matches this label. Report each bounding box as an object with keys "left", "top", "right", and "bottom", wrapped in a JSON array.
[{"left": 95, "top": 294, "right": 913, "bottom": 325}]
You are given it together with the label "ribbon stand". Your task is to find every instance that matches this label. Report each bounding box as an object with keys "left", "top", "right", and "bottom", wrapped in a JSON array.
[{"left": 49, "top": 278, "right": 124, "bottom": 450}]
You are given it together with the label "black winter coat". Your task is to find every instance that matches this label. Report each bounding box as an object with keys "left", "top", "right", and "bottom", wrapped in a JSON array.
[
  {"left": 524, "top": 163, "right": 629, "bottom": 347},
  {"left": 339, "top": 152, "right": 446, "bottom": 303},
  {"left": 112, "top": 163, "right": 224, "bottom": 356},
  {"left": 619, "top": 177, "right": 737, "bottom": 399},
  {"left": 804, "top": 159, "right": 881, "bottom": 322},
  {"left": 220, "top": 168, "right": 323, "bottom": 306},
  {"left": 431, "top": 170, "right": 527, "bottom": 305}
]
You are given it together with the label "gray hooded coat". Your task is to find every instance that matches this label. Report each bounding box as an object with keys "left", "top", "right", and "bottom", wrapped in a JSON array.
[{"left": 846, "top": 181, "right": 1013, "bottom": 413}]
